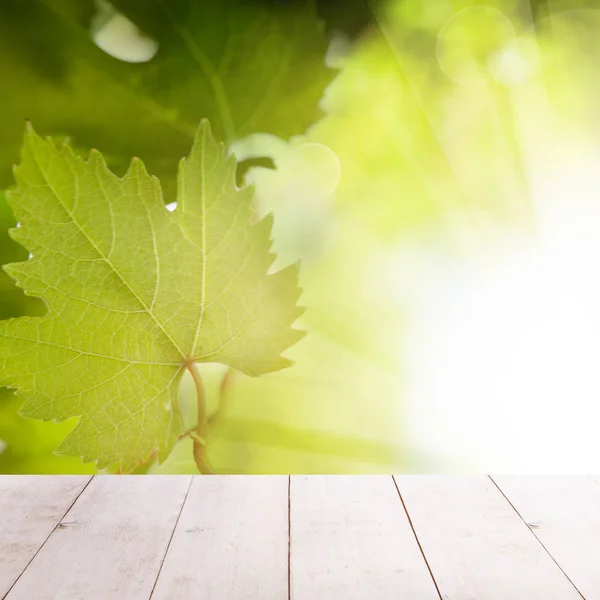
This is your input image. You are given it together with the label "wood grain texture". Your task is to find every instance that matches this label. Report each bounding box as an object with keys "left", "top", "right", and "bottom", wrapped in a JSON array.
[
  {"left": 0, "top": 476, "right": 91, "bottom": 598},
  {"left": 492, "top": 475, "right": 600, "bottom": 599},
  {"left": 151, "top": 476, "right": 289, "bottom": 600},
  {"left": 4, "top": 475, "right": 191, "bottom": 600},
  {"left": 395, "top": 475, "right": 582, "bottom": 600},
  {"left": 2, "top": 474, "right": 599, "bottom": 599},
  {"left": 290, "top": 475, "right": 439, "bottom": 600}
]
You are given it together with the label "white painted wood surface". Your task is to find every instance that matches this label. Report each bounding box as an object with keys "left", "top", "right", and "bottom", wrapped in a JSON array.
[
  {"left": 492, "top": 475, "right": 600, "bottom": 599},
  {"left": 0, "top": 476, "right": 91, "bottom": 598},
  {"left": 394, "top": 475, "right": 582, "bottom": 600},
  {"left": 151, "top": 476, "right": 288, "bottom": 600},
  {"left": 290, "top": 475, "right": 439, "bottom": 600},
  {"left": 4, "top": 476, "right": 191, "bottom": 600},
  {"left": 1, "top": 475, "right": 599, "bottom": 599}
]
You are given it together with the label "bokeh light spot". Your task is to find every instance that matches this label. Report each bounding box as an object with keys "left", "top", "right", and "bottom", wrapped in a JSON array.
[
  {"left": 278, "top": 143, "right": 341, "bottom": 203},
  {"left": 92, "top": 1, "right": 158, "bottom": 63},
  {"left": 490, "top": 38, "right": 539, "bottom": 86},
  {"left": 437, "top": 6, "right": 516, "bottom": 86}
]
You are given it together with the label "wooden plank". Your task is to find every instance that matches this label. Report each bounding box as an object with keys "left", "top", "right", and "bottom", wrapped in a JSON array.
[
  {"left": 395, "top": 476, "right": 582, "bottom": 600},
  {"left": 151, "top": 476, "right": 288, "bottom": 600},
  {"left": 492, "top": 475, "right": 600, "bottom": 599},
  {"left": 5, "top": 475, "right": 191, "bottom": 600},
  {"left": 290, "top": 475, "right": 439, "bottom": 600},
  {"left": 0, "top": 475, "right": 91, "bottom": 598}
]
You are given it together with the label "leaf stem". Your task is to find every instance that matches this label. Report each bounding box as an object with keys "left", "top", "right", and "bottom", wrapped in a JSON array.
[
  {"left": 208, "top": 367, "right": 235, "bottom": 426},
  {"left": 185, "top": 360, "right": 213, "bottom": 474}
]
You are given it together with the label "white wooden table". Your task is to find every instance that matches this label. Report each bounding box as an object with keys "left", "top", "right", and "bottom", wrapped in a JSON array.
[{"left": 1, "top": 475, "right": 599, "bottom": 599}]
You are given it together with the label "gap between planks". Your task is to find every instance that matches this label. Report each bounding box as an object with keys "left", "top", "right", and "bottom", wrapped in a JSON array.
[
  {"left": 147, "top": 477, "right": 194, "bottom": 599},
  {"left": 289, "top": 475, "right": 439, "bottom": 599},
  {"left": 0, "top": 475, "right": 93, "bottom": 600},
  {"left": 150, "top": 476, "right": 289, "bottom": 600},
  {"left": 489, "top": 476, "right": 585, "bottom": 599},
  {"left": 392, "top": 476, "right": 443, "bottom": 599},
  {"left": 492, "top": 475, "right": 600, "bottom": 600},
  {"left": 3, "top": 475, "right": 192, "bottom": 600},
  {"left": 395, "top": 475, "right": 584, "bottom": 600}
]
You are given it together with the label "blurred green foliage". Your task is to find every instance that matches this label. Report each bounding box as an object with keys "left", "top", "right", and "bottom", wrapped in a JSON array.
[{"left": 0, "top": 0, "right": 333, "bottom": 198}]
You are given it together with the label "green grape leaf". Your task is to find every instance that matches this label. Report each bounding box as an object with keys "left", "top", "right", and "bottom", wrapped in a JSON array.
[
  {"left": 0, "top": 388, "right": 95, "bottom": 474},
  {"left": 0, "top": 0, "right": 333, "bottom": 192},
  {"left": 0, "top": 121, "right": 304, "bottom": 472}
]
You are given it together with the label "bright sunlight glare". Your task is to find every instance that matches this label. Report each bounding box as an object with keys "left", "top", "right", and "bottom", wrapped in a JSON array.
[{"left": 404, "top": 151, "right": 600, "bottom": 472}]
